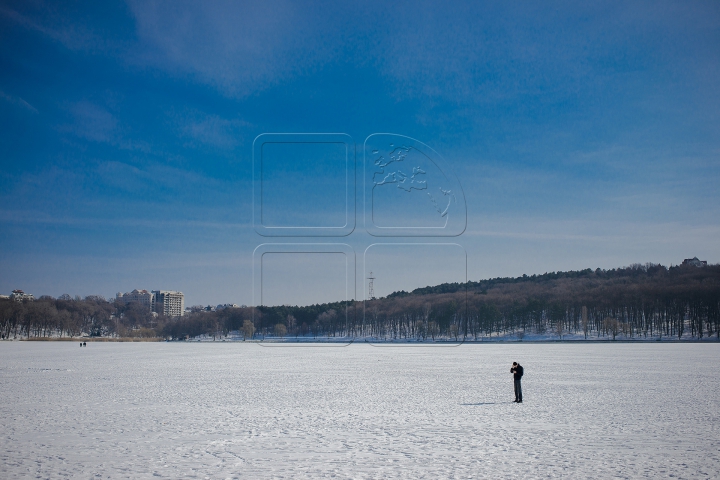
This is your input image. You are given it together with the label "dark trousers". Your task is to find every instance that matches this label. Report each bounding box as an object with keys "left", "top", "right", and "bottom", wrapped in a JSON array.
[{"left": 514, "top": 378, "right": 522, "bottom": 401}]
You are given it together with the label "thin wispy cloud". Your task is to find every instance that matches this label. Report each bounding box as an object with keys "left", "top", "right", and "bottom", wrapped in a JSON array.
[
  {"left": 57, "top": 101, "right": 118, "bottom": 142},
  {"left": 0, "top": 90, "right": 38, "bottom": 113},
  {"left": 169, "top": 108, "right": 250, "bottom": 150},
  {"left": 0, "top": 1, "right": 124, "bottom": 53},
  {"left": 0, "top": 209, "right": 249, "bottom": 230},
  {"left": 125, "top": 0, "right": 335, "bottom": 98}
]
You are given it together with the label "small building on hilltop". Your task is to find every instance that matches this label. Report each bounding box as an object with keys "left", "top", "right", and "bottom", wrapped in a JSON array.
[
  {"left": 682, "top": 257, "right": 707, "bottom": 267},
  {"left": 10, "top": 289, "right": 34, "bottom": 302},
  {"left": 216, "top": 303, "right": 239, "bottom": 310},
  {"left": 116, "top": 289, "right": 154, "bottom": 308}
]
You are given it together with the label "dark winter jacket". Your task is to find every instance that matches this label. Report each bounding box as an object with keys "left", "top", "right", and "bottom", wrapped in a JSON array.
[{"left": 511, "top": 364, "right": 524, "bottom": 380}]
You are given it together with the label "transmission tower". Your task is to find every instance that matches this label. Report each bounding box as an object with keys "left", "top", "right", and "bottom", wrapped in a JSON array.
[{"left": 367, "top": 271, "right": 376, "bottom": 300}]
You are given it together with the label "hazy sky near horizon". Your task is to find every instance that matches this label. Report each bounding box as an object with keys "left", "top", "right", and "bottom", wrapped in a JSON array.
[{"left": 1, "top": 1, "right": 719, "bottom": 306}]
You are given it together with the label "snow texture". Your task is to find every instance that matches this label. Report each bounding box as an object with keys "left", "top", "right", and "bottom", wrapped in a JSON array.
[{"left": 1, "top": 342, "right": 718, "bottom": 478}]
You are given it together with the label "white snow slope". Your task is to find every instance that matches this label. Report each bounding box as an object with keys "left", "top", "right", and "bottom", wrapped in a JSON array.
[{"left": 1, "top": 342, "right": 718, "bottom": 479}]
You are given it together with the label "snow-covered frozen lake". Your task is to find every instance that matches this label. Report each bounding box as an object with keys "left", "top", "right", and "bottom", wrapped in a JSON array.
[{"left": 1, "top": 342, "right": 718, "bottom": 479}]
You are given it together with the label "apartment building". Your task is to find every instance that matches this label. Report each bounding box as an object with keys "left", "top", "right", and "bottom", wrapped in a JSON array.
[{"left": 152, "top": 290, "right": 185, "bottom": 317}]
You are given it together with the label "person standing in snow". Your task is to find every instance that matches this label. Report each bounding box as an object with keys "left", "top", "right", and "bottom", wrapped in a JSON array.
[{"left": 510, "top": 362, "right": 523, "bottom": 403}]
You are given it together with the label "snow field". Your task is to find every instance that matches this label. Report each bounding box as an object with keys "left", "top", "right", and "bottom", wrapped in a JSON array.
[{"left": 1, "top": 342, "right": 718, "bottom": 478}]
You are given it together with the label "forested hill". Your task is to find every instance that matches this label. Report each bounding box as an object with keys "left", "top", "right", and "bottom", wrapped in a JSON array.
[
  {"left": 254, "top": 262, "right": 720, "bottom": 341},
  {"left": 2, "top": 263, "right": 719, "bottom": 341},
  {"left": 387, "top": 263, "right": 714, "bottom": 298}
]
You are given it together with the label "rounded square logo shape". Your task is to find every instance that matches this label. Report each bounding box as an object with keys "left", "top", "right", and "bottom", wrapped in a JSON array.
[
  {"left": 253, "top": 242, "right": 356, "bottom": 312},
  {"left": 364, "top": 134, "right": 466, "bottom": 237},
  {"left": 253, "top": 133, "right": 355, "bottom": 236}
]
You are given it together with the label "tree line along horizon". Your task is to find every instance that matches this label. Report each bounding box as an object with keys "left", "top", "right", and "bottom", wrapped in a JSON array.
[{"left": 1, "top": 262, "right": 719, "bottom": 341}]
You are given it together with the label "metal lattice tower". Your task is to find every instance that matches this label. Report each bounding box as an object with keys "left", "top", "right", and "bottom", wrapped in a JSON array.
[{"left": 367, "top": 271, "right": 375, "bottom": 300}]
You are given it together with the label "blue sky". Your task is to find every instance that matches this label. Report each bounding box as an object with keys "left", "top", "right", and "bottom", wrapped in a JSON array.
[{"left": 1, "top": 1, "right": 718, "bottom": 306}]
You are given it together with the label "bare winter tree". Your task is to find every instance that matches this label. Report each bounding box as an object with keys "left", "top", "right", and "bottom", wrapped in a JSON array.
[
  {"left": 603, "top": 317, "right": 619, "bottom": 340},
  {"left": 428, "top": 321, "right": 439, "bottom": 341},
  {"left": 449, "top": 323, "right": 459, "bottom": 341},
  {"left": 287, "top": 314, "right": 297, "bottom": 336},
  {"left": 274, "top": 323, "right": 287, "bottom": 337},
  {"left": 242, "top": 320, "right": 255, "bottom": 341},
  {"left": 556, "top": 318, "right": 564, "bottom": 340}
]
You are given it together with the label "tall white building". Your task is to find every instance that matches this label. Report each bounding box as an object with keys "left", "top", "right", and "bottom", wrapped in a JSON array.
[{"left": 152, "top": 290, "right": 185, "bottom": 317}]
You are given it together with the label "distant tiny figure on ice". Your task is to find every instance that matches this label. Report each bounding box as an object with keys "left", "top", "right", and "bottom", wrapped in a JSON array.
[{"left": 511, "top": 362, "right": 523, "bottom": 403}]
